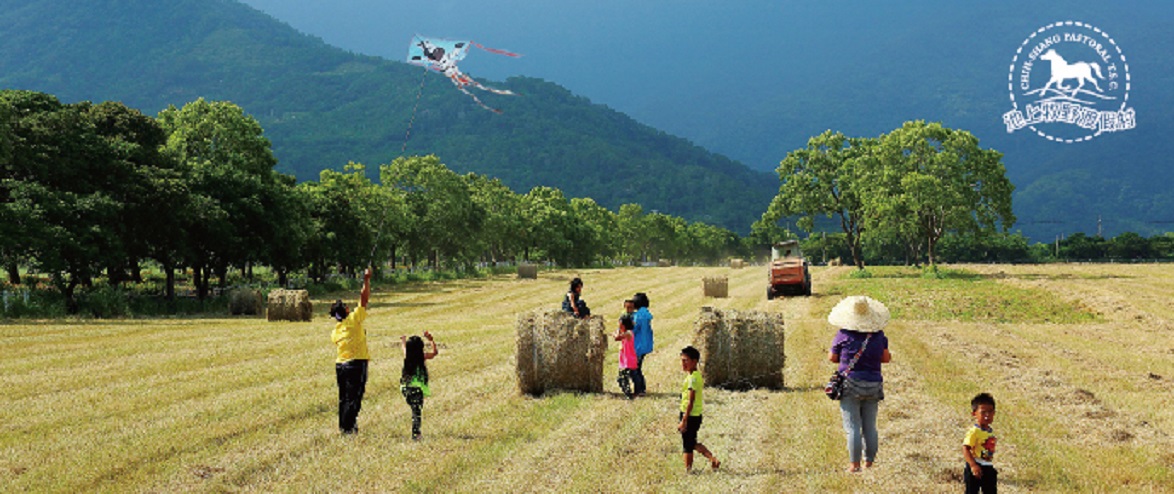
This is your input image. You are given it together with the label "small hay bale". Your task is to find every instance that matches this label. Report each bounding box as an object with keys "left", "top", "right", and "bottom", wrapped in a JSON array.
[
  {"left": 228, "top": 288, "right": 263, "bottom": 315},
  {"left": 657, "top": 259, "right": 672, "bottom": 267},
  {"left": 518, "top": 264, "right": 539, "bottom": 279},
  {"left": 828, "top": 257, "right": 843, "bottom": 266},
  {"left": 267, "top": 289, "right": 312, "bottom": 322},
  {"left": 702, "top": 276, "right": 729, "bottom": 298},
  {"left": 515, "top": 309, "right": 608, "bottom": 396},
  {"left": 693, "top": 307, "right": 785, "bottom": 390},
  {"left": 730, "top": 258, "right": 745, "bottom": 269}
]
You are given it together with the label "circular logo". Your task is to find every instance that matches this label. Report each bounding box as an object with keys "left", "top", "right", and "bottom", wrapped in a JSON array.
[{"left": 1002, "top": 21, "right": 1135, "bottom": 143}]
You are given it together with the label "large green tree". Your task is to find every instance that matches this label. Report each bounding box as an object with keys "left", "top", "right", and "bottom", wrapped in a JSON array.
[
  {"left": 158, "top": 98, "right": 292, "bottom": 298},
  {"left": 866, "top": 121, "right": 1015, "bottom": 266},
  {"left": 763, "top": 131, "right": 873, "bottom": 269}
]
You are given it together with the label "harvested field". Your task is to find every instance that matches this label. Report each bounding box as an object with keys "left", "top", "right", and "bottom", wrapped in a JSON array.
[{"left": 1, "top": 264, "right": 1172, "bottom": 492}]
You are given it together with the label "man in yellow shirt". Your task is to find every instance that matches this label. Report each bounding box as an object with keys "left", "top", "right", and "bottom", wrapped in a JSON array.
[{"left": 331, "top": 268, "right": 372, "bottom": 434}]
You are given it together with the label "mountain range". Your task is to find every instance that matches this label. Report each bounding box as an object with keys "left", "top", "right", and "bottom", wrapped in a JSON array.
[
  {"left": 3, "top": 0, "right": 1174, "bottom": 239},
  {"left": 0, "top": 0, "right": 774, "bottom": 232}
]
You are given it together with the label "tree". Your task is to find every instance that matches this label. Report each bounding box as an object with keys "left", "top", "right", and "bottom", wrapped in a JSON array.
[
  {"left": 763, "top": 131, "right": 873, "bottom": 269},
  {"left": 0, "top": 92, "right": 122, "bottom": 311},
  {"left": 159, "top": 99, "right": 285, "bottom": 299},
  {"left": 465, "top": 173, "right": 527, "bottom": 264},
  {"left": 865, "top": 121, "right": 1015, "bottom": 266},
  {"left": 522, "top": 186, "right": 582, "bottom": 267},
  {"left": 381, "top": 155, "right": 483, "bottom": 269},
  {"left": 615, "top": 203, "right": 648, "bottom": 264}
]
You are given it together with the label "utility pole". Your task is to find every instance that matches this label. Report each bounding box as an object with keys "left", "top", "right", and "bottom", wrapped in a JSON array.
[{"left": 1097, "top": 215, "right": 1103, "bottom": 237}]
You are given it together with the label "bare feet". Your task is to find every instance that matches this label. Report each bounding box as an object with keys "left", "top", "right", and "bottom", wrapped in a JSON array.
[
  {"left": 864, "top": 461, "right": 874, "bottom": 469},
  {"left": 711, "top": 458, "right": 721, "bottom": 471},
  {"left": 847, "top": 462, "right": 862, "bottom": 473}
]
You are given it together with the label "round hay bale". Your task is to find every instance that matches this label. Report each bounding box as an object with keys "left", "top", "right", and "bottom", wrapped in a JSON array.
[
  {"left": 518, "top": 264, "right": 539, "bottom": 279},
  {"left": 515, "top": 309, "right": 607, "bottom": 396},
  {"left": 657, "top": 259, "right": 672, "bottom": 267},
  {"left": 228, "top": 288, "right": 263, "bottom": 316},
  {"left": 267, "top": 289, "right": 313, "bottom": 322},
  {"left": 693, "top": 307, "right": 785, "bottom": 390},
  {"left": 730, "top": 258, "right": 745, "bottom": 269},
  {"left": 828, "top": 257, "right": 843, "bottom": 267},
  {"left": 702, "top": 276, "right": 729, "bottom": 298}
]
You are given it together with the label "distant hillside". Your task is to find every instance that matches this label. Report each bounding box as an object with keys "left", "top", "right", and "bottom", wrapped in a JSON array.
[{"left": 0, "top": 0, "right": 774, "bottom": 231}]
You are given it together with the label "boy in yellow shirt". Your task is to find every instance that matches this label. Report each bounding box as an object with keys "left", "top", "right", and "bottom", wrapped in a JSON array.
[
  {"left": 678, "top": 346, "right": 720, "bottom": 473},
  {"left": 962, "top": 393, "right": 998, "bottom": 493},
  {"left": 331, "top": 268, "right": 371, "bottom": 434}
]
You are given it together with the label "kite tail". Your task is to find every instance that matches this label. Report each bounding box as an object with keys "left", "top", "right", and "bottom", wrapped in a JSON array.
[
  {"left": 469, "top": 80, "right": 516, "bottom": 96},
  {"left": 455, "top": 85, "right": 504, "bottom": 114},
  {"left": 472, "top": 42, "right": 521, "bottom": 58}
]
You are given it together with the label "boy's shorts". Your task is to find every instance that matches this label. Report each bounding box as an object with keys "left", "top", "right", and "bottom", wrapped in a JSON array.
[{"left": 679, "top": 412, "right": 704, "bottom": 452}]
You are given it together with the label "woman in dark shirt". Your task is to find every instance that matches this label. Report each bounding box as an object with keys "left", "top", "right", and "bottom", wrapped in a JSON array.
[{"left": 827, "top": 295, "right": 892, "bottom": 473}]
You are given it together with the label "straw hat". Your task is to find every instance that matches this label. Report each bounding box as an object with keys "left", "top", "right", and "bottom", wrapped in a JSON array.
[{"left": 827, "top": 296, "right": 890, "bottom": 333}]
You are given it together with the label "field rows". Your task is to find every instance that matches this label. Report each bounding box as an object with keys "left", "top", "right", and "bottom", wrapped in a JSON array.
[{"left": 2, "top": 264, "right": 1173, "bottom": 492}]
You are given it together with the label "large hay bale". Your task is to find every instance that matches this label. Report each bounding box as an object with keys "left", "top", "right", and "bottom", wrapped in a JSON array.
[
  {"left": 693, "top": 307, "right": 785, "bottom": 390},
  {"left": 657, "top": 259, "right": 672, "bottom": 267},
  {"left": 515, "top": 309, "right": 608, "bottom": 395},
  {"left": 828, "top": 257, "right": 843, "bottom": 267},
  {"left": 702, "top": 276, "right": 729, "bottom": 298},
  {"left": 730, "top": 258, "right": 745, "bottom": 269},
  {"left": 518, "top": 264, "right": 539, "bottom": 279},
  {"left": 228, "top": 288, "right": 263, "bottom": 315},
  {"left": 267, "top": 289, "right": 312, "bottom": 322}
]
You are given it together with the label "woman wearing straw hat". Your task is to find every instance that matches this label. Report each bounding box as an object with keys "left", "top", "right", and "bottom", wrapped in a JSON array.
[{"left": 827, "top": 295, "right": 892, "bottom": 473}]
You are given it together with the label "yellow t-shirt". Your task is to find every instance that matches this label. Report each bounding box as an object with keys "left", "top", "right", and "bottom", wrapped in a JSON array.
[
  {"left": 332, "top": 306, "right": 369, "bottom": 363},
  {"left": 962, "top": 425, "right": 997, "bottom": 466},
  {"left": 680, "top": 370, "right": 704, "bottom": 416}
]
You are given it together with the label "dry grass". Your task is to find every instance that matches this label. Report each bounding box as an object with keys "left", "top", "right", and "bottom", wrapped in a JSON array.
[{"left": 1, "top": 264, "right": 1172, "bottom": 492}]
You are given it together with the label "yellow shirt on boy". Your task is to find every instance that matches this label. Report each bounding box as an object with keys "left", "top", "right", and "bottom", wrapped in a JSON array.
[
  {"left": 332, "top": 306, "right": 369, "bottom": 363},
  {"left": 962, "top": 425, "right": 997, "bottom": 466},
  {"left": 680, "top": 370, "right": 704, "bottom": 416}
]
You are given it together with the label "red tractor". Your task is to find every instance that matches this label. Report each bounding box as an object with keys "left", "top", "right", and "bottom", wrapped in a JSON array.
[{"left": 767, "top": 240, "right": 811, "bottom": 299}]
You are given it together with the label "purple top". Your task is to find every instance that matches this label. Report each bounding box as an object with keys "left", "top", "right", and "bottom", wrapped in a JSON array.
[{"left": 830, "top": 329, "right": 888, "bottom": 382}]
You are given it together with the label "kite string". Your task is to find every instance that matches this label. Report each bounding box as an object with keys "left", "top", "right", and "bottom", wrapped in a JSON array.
[{"left": 401, "top": 66, "right": 429, "bottom": 154}]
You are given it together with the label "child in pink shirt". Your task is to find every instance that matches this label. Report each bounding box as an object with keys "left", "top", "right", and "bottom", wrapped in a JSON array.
[{"left": 614, "top": 311, "right": 638, "bottom": 399}]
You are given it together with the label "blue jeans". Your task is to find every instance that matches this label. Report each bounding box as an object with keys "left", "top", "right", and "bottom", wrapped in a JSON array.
[
  {"left": 631, "top": 354, "right": 647, "bottom": 395},
  {"left": 839, "top": 381, "right": 881, "bottom": 463}
]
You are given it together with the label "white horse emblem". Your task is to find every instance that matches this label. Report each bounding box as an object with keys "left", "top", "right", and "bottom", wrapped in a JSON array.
[{"left": 1039, "top": 49, "right": 1104, "bottom": 96}]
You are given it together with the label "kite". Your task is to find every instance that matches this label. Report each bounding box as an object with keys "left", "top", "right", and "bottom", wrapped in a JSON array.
[{"left": 407, "top": 35, "right": 520, "bottom": 113}]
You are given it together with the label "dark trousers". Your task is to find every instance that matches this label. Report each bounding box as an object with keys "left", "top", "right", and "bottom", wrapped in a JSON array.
[
  {"left": 631, "top": 354, "right": 647, "bottom": 395},
  {"left": 964, "top": 464, "right": 997, "bottom": 494},
  {"left": 335, "top": 360, "right": 368, "bottom": 433},
  {"left": 402, "top": 386, "right": 425, "bottom": 437},
  {"left": 617, "top": 368, "right": 635, "bottom": 398}
]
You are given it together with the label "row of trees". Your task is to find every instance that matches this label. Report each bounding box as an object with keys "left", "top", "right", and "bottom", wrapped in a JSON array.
[
  {"left": 799, "top": 230, "right": 1174, "bottom": 265},
  {"left": 761, "top": 122, "right": 1016, "bottom": 268},
  {"left": 0, "top": 90, "right": 747, "bottom": 311}
]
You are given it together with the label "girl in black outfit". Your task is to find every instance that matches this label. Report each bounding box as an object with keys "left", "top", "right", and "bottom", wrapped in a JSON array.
[
  {"left": 400, "top": 331, "right": 439, "bottom": 440},
  {"left": 562, "top": 277, "right": 591, "bottom": 318}
]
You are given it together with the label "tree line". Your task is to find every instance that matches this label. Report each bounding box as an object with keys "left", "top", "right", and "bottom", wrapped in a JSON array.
[
  {"left": 0, "top": 90, "right": 748, "bottom": 312},
  {"left": 5, "top": 90, "right": 1172, "bottom": 314}
]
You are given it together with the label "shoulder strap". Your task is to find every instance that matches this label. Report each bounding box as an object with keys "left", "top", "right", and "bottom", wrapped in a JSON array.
[{"left": 843, "top": 333, "right": 873, "bottom": 374}]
